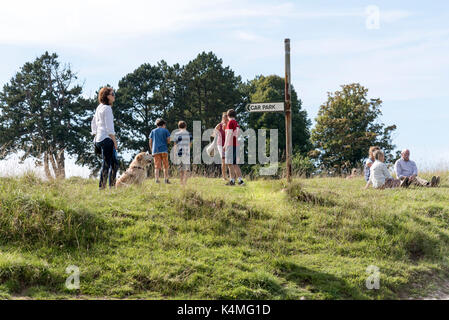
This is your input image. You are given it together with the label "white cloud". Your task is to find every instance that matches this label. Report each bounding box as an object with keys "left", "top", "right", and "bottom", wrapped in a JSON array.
[
  {"left": 234, "top": 31, "right": 267, "bottom": 42},
  {"left": 380, "top": 9, "right": 413, "bottom": 23},
  {"left": 0, "top": 1, "right": 413, "bottom": 48},
  {"left": 290, "top": 27, "right": 449, "bottom": 108},
  {"left": 0, "top": 0, "right": 291, "bottom": 47}
]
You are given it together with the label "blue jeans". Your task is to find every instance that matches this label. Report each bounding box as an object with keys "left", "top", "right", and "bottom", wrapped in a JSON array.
[{"left": 96, "top": 138, "right": 119, "bottom": 189}]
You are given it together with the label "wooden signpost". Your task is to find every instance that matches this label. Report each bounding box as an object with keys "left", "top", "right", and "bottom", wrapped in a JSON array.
[
  {"left": 245, "top": 39, "right": 293, "bottom": 183},
  {"left": 284, "top": 39, "right": 292, "bottom": 183}
]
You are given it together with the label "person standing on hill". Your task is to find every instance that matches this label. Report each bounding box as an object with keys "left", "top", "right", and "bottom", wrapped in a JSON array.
[
  {"left": 173, "top": 121, "right": 193, "bottom": 186},
  {"left": 91, "top": 87, "right": 119, "bottom": 190},
  {"left": 215, "top": 112, "right": 230, "bottom": 181},
  {"left": 395, "top": 149, "right": 440, "bottom": 187},
  {"left": 149, "top": 119, "right": 171, "bottom": 184},
  {"left": 224, "top": 109, "right": 245, "bottom": 186}
]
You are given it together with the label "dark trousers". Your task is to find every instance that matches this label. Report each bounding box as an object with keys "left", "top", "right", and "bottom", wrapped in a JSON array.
[{"left": 96, "top": 138, "right": 118, "bottom": 189}]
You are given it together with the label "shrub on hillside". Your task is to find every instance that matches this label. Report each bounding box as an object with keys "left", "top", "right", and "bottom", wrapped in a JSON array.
[{"left": 248, "top": 154, "right": 317, "bottom": 180}]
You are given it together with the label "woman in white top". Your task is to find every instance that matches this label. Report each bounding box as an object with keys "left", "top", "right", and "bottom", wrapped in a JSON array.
[
  {"left": 91, "top": 87, "right": 119, "bottom": 189},
  {"left": 365, "top": 150, "right": 404, "bottom": 189}
]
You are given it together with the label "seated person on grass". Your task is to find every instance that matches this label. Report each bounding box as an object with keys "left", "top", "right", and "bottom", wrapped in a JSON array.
[
  {"left": 364, "top": 146, "right": 380, "bottom": 183},
  {"left": 346, "top": 168, "right": 359, "bottom": 180},
  {"left": 394, "top": 149, "right": 440, "bottom": 188},
  {"left": 365, "top": 150, "right": 407, "bottom": 189}
]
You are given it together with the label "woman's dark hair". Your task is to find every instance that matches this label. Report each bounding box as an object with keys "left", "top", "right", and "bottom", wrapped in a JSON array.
[
  {"left": 156, "top": 119, "right": 166, "bottom": 127},
  {"left": 227, "top": 109, "right": 237, "bottom": 118},
  {"left": 98, "top": 87, "right": 114, "bottom": 105},
  {"left": 178, "top": 121, "right": 187, "bottom": 129}
]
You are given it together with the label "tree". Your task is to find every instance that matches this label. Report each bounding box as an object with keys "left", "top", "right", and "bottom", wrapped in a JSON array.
[
  {"left": 0, "top": 52, "right": 88, "bottom": 180},
  {"left": 243, "top": 75, "right": 312, "bottom": 156},
  {"left": 180, "top": 52, "right": 244, "bottom": 130},
  {"left": 311, "top": 83, "right": 397, "bottom": 174},
  {"left": 69, "top": 95, "right": 101, "bottom": 176},
  {"left": 115, "top": 63, "right": 165, "bottom": 154}
]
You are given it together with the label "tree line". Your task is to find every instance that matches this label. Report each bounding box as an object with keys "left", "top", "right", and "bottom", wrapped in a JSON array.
[{"left": 0, "top": 51, "right": 397, "bottom": 180}]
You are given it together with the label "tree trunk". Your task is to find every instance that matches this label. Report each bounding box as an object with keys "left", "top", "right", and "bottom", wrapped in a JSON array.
[
  {"left": 56, "top": 151, "right": 66, "bottom": 179},
  {"left": 43, "top": 152, "right": 54, "bottom": 180},
  {"left": 49, "top": 152, "right": 59, "bottom": 179}
]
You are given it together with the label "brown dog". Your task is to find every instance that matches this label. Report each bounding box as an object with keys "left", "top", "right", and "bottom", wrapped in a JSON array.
[{"left": 116, "top": 152, "right": 153, "bottom": 188}]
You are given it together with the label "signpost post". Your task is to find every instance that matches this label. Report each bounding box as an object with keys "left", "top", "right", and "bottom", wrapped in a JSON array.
[
  {"left": 284, "top": 39, "right": 292, "bottom": 183},
  {"left": 245, "top": 39, "right": 293, "bottom": 183}
]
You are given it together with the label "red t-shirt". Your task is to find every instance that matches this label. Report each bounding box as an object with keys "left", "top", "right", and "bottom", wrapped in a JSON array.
[{"left": 226, "top": 119, "right": 239, "bottom": 146}]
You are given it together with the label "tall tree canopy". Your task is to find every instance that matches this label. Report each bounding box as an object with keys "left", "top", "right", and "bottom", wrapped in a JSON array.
[
  {"left": 179, "top": 52, "right": 244, "bottom": 129},
  {"left": 0, "top": 52, "right": 88, "bottom": 179},
  {"left": 115, "top": 62, "right": 165, "bottom": 154},
  {"left": 242, "top": 75, "right": 312, "bottom": 157},
  {"left": 311, "top": 83, "right": 397, "bottom": 174},
  {"left": 114, "top": 52, "right": 245, "bottom": 160}
]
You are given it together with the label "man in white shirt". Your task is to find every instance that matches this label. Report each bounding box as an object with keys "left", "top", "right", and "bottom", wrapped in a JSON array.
[{"left": 394, "top": 149, "right": 440, "bottom": 187}]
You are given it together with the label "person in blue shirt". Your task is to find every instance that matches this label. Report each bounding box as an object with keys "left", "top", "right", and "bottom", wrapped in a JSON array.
[{"left": 149, "top": 119, "right": 171, "bottom": 184}]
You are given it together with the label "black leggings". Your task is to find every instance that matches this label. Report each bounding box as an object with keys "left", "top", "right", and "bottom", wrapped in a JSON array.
[{"left": 96, "top": 138, "right": 119, "bottom": 189}]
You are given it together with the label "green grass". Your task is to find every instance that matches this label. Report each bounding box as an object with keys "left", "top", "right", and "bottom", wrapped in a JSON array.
[{"left": 1, "top": 172, "right": 449, "bottom": 300}]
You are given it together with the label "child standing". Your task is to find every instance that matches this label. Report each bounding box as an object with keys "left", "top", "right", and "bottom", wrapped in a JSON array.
[
  {"left": 149, "top": 119, "right": 171, "bottom": 184},
  {"left": 173, "top": 121, "right": 192, "bottom": 186}
]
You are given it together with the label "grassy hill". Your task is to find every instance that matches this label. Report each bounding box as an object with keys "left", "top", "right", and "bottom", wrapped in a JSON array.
[{"left": 1, "top": 173, "right": 449, "bottom": 300}]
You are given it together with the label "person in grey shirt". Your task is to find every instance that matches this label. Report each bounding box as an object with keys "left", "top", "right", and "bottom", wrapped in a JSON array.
[{"left": 394, "top": 149, "right": 440, "bottom": 187}]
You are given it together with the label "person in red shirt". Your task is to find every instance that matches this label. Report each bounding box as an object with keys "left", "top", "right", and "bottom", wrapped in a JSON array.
[{"left": 224, "top": 109, "right": 245, "bottom": 186}]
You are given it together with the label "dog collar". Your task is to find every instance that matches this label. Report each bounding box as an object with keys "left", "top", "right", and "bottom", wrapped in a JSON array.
[{"left": 131, "top": 166, "right": 145, "bottom": 171}]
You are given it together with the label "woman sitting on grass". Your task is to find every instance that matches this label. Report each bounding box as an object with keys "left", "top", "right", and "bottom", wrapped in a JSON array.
[
  {"left": 365, "top": 150, "right": 407, "bottom": 189},
  {"left": 364, "top": 146, "right": 380, "bottom": 183}
]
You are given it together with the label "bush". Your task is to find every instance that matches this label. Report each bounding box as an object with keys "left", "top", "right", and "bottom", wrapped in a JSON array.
[
  {"left": 248, "top": 154, "right": 317, "bottom": 180},
  {"left": 291, "top": 154, "right": 317, "bottom": 178}
]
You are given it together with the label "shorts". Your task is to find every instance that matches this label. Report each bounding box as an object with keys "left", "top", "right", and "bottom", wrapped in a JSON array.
[
  {"left": 175, "top": 155, "right": 190, "bottom": 172},
  {"left": 154, "top": 153, "right": 169, "bottom": 170},
  {"left": 178, "top": 163, "right": 191, "bottom": 172},
  {"left": 218, "top": 144, "right": 225, "bottom": 159},
  {"left": 225, "top": 146, "right": 239, "bottom": 165}
]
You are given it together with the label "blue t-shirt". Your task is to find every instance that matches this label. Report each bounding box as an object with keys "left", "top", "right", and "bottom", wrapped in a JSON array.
[{"left": 150, "top": 127, "right": 171, "bottom": 155}]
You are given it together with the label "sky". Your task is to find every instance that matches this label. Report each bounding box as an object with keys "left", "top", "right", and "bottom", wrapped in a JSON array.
[{"left": 0, "top": 0, "right": 448, "bottom": 177}]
